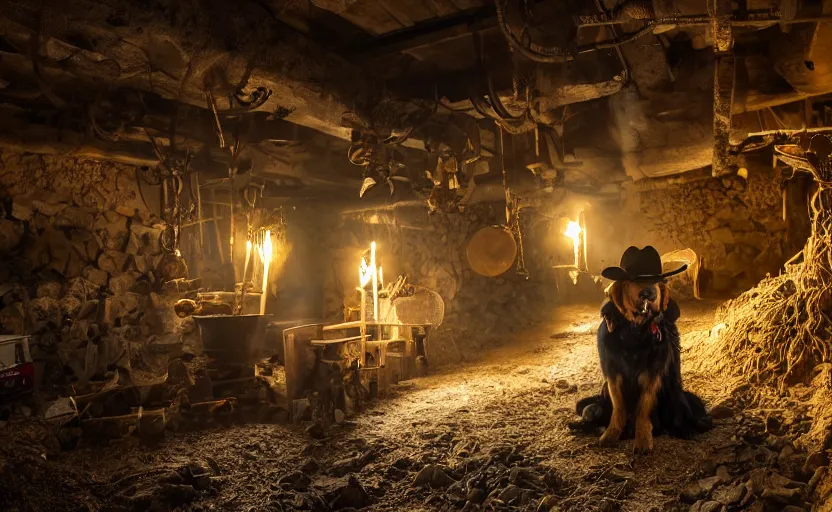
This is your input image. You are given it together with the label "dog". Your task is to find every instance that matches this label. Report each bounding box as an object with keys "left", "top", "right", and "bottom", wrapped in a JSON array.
[{"left": 569, "top": 246, "right": 712, "bottom": 453}]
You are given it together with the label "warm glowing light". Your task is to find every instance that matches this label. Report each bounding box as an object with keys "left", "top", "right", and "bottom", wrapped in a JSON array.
[
  {"left": 357, "top": 242, "right": 379, "bottom": 320},
  {"left": 564, "top": 221, "right": 582, "bottom": 240},
  {"left": 260, "top": 230, "right": 272, "bottom": 315},
  {"left": 263, "top": 230, "right": 273, "bottom": 262},
  {"left": 359, "top": 258, "right": 372, "bottom": 286},
  {"left": 370, "top": 242, "right": 378, "bottom": 321},
  {"left": 378, "top": 266, "right": 384, "bottom": 288}
]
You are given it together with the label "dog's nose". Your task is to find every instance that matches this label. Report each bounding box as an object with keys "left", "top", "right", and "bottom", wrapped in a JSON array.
[{"left": 638, "top": 287, "right": 657, "bottom": 301}]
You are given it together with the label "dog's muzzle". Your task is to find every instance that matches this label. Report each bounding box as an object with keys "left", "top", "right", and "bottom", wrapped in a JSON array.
[{"left": 638, "top": 287, "right": 657, "bottom": 314}]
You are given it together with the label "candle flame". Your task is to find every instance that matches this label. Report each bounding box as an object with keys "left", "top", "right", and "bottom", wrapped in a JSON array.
[
  {"left": 564, "top": 220, "right": 582, "bottom": 240},
  {"left": 263, "top": 230, "right": 272, "bottom": 262},
  {"left": 360, "top": 258, "right": 372, "bottom": 287}
]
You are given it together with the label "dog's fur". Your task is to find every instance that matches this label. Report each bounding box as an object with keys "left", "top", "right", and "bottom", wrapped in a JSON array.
[{"left": 570, "top": 281, "right": 712, "bottom": 453}]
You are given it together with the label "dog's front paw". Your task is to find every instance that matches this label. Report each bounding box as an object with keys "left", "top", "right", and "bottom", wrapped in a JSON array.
[
  {"left": 633, "top": 429, "right": 653, "bottom": 454},
  {"left": 598, "top": 427, "right": 622, "bottom": 447}
]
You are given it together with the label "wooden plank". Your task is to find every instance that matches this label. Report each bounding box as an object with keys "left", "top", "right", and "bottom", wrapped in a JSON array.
[
  {"left": 311, "top": 335, "right": 363, "bottom": 346},
  {"left": 425, "top": 0, "right": 456, "bottom": 17},
  {"left": 378, "top": 0, "right": 415, "bottom": 27},
  {"left": 323, "top": 320, "right": 363, "bottom": 331},
  {"left": 339, "top": 0, "right": 405, "bottom": 34}
]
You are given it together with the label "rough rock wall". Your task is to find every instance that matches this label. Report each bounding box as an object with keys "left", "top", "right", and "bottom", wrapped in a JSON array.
[
  {"left": 588, "top": 167, "right": 791, "bottom": 296},
  {"left": 321, "top": 204, "right": 550, "bottom": 365},
  {"left": 0, "top": 152, "right": 184, "bottom": 392}
]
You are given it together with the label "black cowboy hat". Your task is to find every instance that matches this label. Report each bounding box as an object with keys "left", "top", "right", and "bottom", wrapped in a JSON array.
[{"left": 601, "top": 245, "right": 687, "bottom": 282}]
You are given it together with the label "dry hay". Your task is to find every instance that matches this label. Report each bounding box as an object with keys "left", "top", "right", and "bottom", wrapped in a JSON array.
[{"left": 704, "top": 186, "right": 832, "bottom": 392}]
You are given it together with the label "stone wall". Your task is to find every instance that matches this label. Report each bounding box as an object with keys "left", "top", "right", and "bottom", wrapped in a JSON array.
[
  {"left": 320, "top": 204, "right": 551, "bottom": 365},
  {"left": 0, "top": 152, "right": 185, "bottom": 393},
  {"left": 586, "top": 166, "right": 794, "bottom": 296}
]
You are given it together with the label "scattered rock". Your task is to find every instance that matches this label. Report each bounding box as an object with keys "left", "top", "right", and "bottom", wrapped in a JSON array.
[
  {"left": 329, "top": 453, "right": 373, "bottom": 477},
  {"left": 689, "top": 500, "right": 721, "bottom": 512},
  {"left": 697, "top": 476, "right": 721, "bottom": 495},
  {"left": 681, "top": 482, "right": 706, "bottom": 503},
  {"left": 108, "top": 272, "right": 140, "bottom": 296},
  {"left": 713, "top": 484, "right": 746, "bottom": 506},
  {"left": 305, "top": 423, "right": 325, "bottom": 439},
  {"left": 807, "top": 466, "right": 827, "bottom": 495},
  {"left": 708, "top": 404, "right": 734, "bottom": 419},
  {"left": 760, "top": 485, "right": 801, "bottom": 506},
  {"left": 778, "top": 445, "right": 804, "bottom": 480},
  {"left": 301, "top": 458, "right": 320, "bottom": 474},
  {"left": 98, "top": 250, "right": 130, "bottom": 275},
  {"left": 468, "top": 488, "right": 487, "bottom": 505},
  {"left": 803, "top": 451, "right": 829, "bottom": 476},
  {"left": 392, "top": 457, "right": 411, "bottom": 470},
  {"left": 334, "top": 409, "right": 346, "bottom": 424},
  {"left": 278, "top": 471, "right": 312, "bottom": 491},
  {"left": 327, "top": 475, "right": 372, "bottom": 510},
  {"left": 83, "top": 266, "right": 109, "bottom": 287},
  {"left": 537, "top": 495, "right": 558, "bottom": 511},
  {"left": 36, "top": 281, "right": 62, "bottom": 300},
  {"left": 498, "top": 484, "right": 521, "bottom": 503},
  {"left": 716, "top": 465, "right": 731, "bottom": 484},
  {"left": 154, "top": 484, "right": 196, "bottom": 507},
  {"left": 413, "top": 464, "right": 456, "bottom": 489},
  {"left": 765, "top": 415, "right": 782, "bottom": 435},
  {"left": 54, "top": 208, "right": 95, "bottom": 231}
]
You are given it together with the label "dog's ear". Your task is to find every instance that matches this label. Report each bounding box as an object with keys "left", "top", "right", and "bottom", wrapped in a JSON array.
[
  {"left": 603, "top": 281, "right": 625, "bottom": 333},
  {"left": 659, "top": 282, "right": 671, "bottom": 312},
  {"left": 609, "top": 281, "right": 626, "bottom": 316}
]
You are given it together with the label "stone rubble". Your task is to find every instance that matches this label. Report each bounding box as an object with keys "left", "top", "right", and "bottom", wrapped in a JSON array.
[
  {"left": 681, "top": 402, "right": 829, "bottom": 512},
  {"left": 0, "top": 153, "right": 195, "bottom": 394}
]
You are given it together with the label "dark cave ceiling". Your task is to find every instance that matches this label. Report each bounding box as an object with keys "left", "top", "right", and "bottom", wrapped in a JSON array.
[{"left": 0, "top": 0, "right": 831, "bottom": 207}]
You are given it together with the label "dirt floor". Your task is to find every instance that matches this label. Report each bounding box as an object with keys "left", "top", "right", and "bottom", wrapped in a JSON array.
[{"left": 1, "top": 300, "right": 823, "bottom": 511}]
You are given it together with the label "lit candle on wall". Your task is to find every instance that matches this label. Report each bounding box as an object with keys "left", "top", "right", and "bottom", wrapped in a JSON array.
[
  {"left": 260, "top": 230, "right": 272, "bottom": 315},
  {"left": 564, "top": 220, "right": 582, "bottom": 269}
]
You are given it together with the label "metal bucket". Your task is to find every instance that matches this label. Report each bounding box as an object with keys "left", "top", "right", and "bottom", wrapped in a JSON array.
[{"left": 193, "top": 314, "right": 269, "bottom": 364}]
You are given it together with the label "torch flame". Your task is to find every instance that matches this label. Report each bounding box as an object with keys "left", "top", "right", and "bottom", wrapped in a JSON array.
[{"left": 564, "top": 220, "right": 582, "bottom": 240}]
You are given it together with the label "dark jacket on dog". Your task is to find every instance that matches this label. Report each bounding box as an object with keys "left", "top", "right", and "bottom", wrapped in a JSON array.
[{"left": 570, "top": 298, "right": 712, "bottom": 439}]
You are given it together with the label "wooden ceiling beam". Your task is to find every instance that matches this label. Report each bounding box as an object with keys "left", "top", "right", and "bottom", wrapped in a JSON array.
[{"left": 354, "top": 5, "right": 497, "bottom": 58}]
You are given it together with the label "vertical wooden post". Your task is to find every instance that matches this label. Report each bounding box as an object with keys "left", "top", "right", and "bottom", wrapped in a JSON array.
[
  {"left": 211, "top": 189, "right": 225, "bottom": 264},
  {"left": 358, "top": 287, "right": 366, "bottom": 367},
  {"left": 195, "top": 171, "right": 205, "bottom": 255}
]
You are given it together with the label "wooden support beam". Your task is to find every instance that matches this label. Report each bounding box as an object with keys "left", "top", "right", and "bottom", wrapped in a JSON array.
[{"left": 354, "top": 5, "right": 498, "bottom": 58}]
